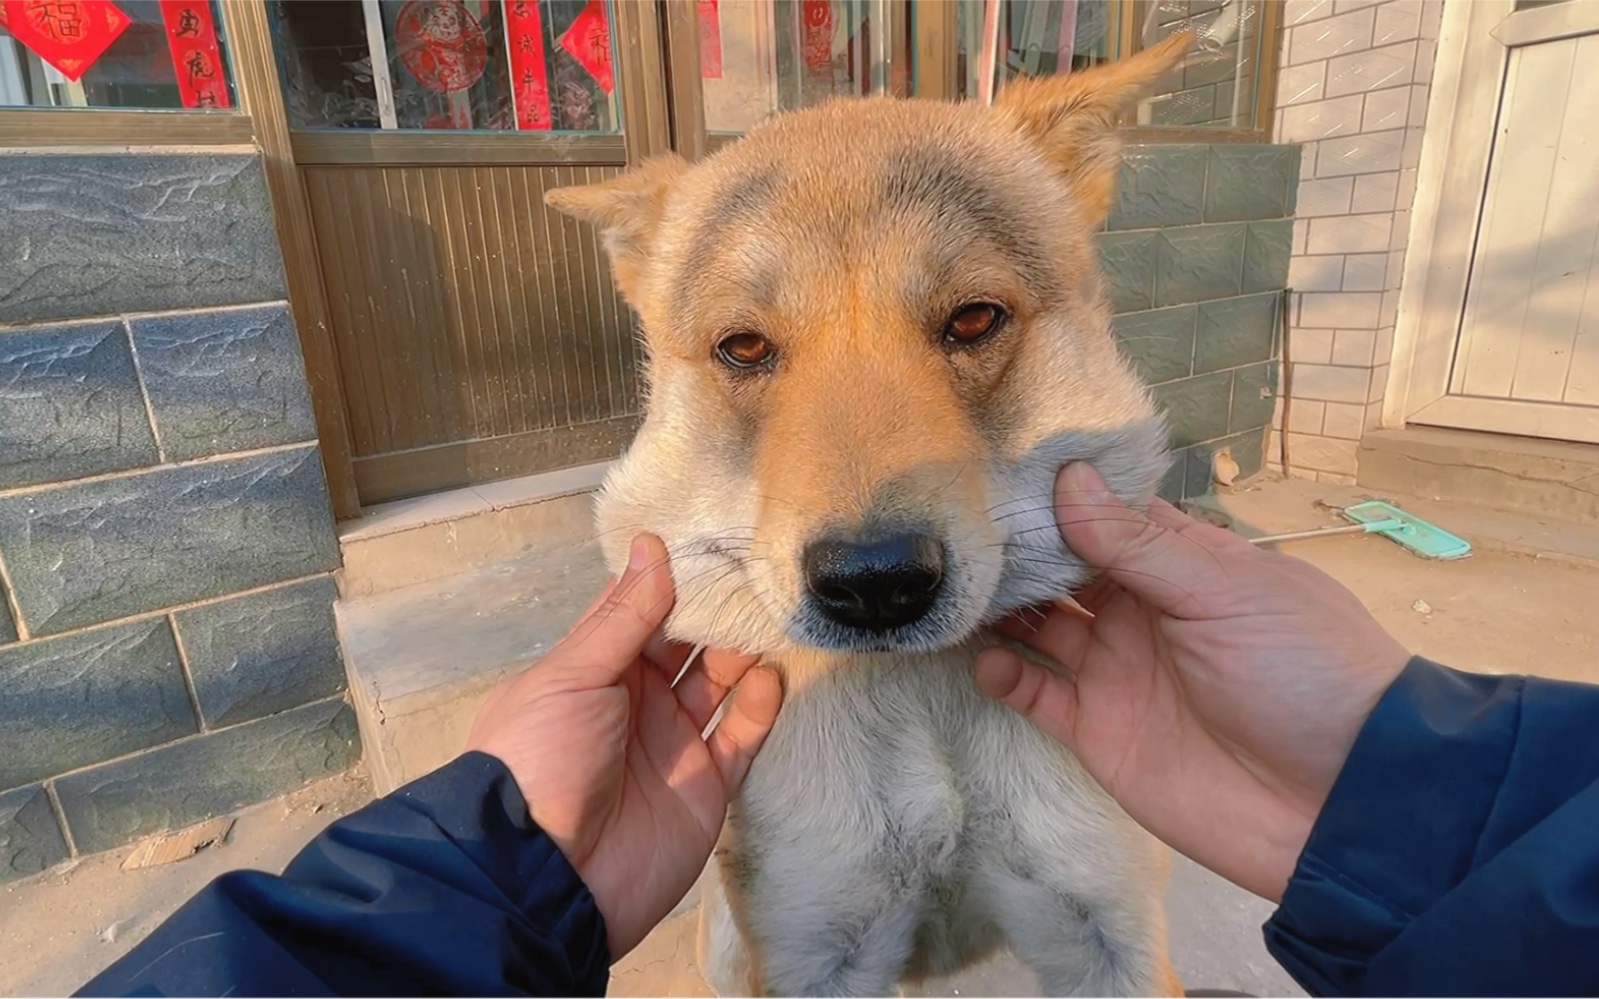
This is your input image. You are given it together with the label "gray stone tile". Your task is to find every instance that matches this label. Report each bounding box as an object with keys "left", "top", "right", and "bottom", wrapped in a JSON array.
[
  {"left": 1158, "top": 449, "right": 1190, "bottom": 504},
  {"left": 1194, "top": 293, "right": 1280, "bottom": 374},
  {"left": 1096, "top": 231, "right": 1158, "bottom": 313},
  {"left": 0, "top": 783, "right": 69, "bottom": 884},
  {"left": 55, "top": 696, "right": 359, "bottom": 854},
  {"left": 0, "top": 154, "right": 285, "bottom": 326},
  {"left": 130, "top": 304, "right": 317, "bottom": 461},
  {"left": 1153, "top": 371, "right": 1235, "bottom": 449},
  {"left": 1155, "top": 224, "right": 1247, "bottom": 307},
  {"left": 1243, "top": 220, "right": 1294, "bottom": 294},
  {"left": 0, "top": 446, "right": 340, "bottom": 636},
  {"left": 175, "top": 576, "right": 344, "bottom": 729},
  {"left": 0, "top": 319, "right": 159, "bottom": 490},
  {"left": 1108, "top": 146, "right": 1209, "bottom": 231},
  {"left": 1182, "top": 429, "right": 1266, "bottom": 500},
  {"left": 1230, "top": 427, "right": 1267, "bottom": 481},
  {"left": 0, "top": 619, "right": 193, "bottom": 791},
  {"left": 1203, "top": 145, "right": 1303, "bottom": 223},
  {"left": 1181, "top": 444, "right": 1218, "bottom": 501},
  {"left": 1112, "top": 305, "right": 1196, "bottom": 384},
  {"left": 1231, "top": 362, "right": 1280, "bottom": 433}
]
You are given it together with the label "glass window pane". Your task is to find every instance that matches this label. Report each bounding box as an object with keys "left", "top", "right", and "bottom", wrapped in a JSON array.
[
  {"left": 951, "top": 0, "right": 1268, "bottom": 131},
  {"left": 1, "top": 0, "right": 236, "bottom": 110},
  {"left": 700, "top": 0, "right": 909, "bottom": 136},
  {"left": 1141, "top": 0, "right": 1264, "bottom": 129},
  {"left": 955, "top": 0, "right": 1114, "bottom": 102},
  {"left": 270, "top": 0, "right": 619, "bottom": 132}
]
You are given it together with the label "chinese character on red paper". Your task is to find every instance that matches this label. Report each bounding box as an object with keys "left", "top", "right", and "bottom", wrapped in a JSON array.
[
  {"left": 2, "top": 0, "right": 131, "bottom": 81},
  {"left": 158, "top": 1, "right": 230, "bottom": 108},
  {"left": 505, "top": 0, "right": 550, "bottom": 129},
  {"left": 559, "top": 0, "right": 612, "bottom": 95}
]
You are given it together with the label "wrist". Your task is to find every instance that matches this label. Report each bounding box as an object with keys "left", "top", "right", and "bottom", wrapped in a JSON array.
[{"left": 1197, "top": 789, "right": 1316, "bottom": 904}]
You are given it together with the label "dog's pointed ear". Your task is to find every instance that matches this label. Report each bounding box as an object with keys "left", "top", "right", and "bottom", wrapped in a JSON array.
[
  {"left": 545, "top": 153, "right": 689, "bottom": 304},
  {"left": 996, "top": 32, "right": 1194, "bottom": 225}
]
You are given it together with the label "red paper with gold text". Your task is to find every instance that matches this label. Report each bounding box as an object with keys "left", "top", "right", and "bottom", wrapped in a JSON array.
[
  {"left": 559, "top": 0, "right": 612, "bottom": 95},
  {"left": 2, "top": 0, "right": 131, "bottom": 82},
  {"left": 505, "top": 0, "right": 551, "bottom": 129},
  {"left": 159, "top": 0, "right": 230, "bottom": 109}
]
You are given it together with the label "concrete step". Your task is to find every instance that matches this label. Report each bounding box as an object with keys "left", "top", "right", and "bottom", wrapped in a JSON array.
[
  {"left": 335, "top": 462, "right": 609, "bottom": 598},
  {"left": 1358, "top": 427, "right": 1599, "bottom": 527},
  {"left": 336, "top": 540, "right": 610, "bottom": 795}
]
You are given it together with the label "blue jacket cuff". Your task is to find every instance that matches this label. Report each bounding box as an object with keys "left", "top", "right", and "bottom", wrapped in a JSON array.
[
  {"left": 391, "top": 751, "right": 613, "bottom": 984},
  {"left": 1263, "top": 657, "right": 1522, "bottom": 995}
]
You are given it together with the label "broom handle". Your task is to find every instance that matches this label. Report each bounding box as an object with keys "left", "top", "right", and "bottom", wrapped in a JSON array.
[{"left": 1247, "top": 522, "right": 1395, "bottom": 546}]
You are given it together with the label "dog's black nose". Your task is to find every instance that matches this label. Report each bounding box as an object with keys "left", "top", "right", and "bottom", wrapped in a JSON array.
[{"left": 803, "top": 533, "right": 945, "bottom": 633}]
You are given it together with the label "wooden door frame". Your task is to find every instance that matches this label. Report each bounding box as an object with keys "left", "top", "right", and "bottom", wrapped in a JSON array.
[
  {"left": 227, "top": 0, "right": 362, "bottom": 519},
  {"left": 1386, "top": 0, "right": 1599, "bottom": 443}
]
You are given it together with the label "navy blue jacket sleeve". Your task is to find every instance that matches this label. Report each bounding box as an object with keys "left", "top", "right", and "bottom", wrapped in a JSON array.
[
  {"left": 1265, "top": 657, "right": 1599, "bottom": 997},
  {"left": 76, "top": 751, "right": 610, "bottom": 998}
]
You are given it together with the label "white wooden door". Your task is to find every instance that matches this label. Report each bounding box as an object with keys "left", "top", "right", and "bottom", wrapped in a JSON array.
[{"left": 1397, "top": 0, "right": 1599, "bottom": 444}]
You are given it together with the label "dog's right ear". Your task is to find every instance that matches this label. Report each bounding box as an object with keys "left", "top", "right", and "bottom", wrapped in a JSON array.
[{"left": 545, "top": 153, "right": 689, "bottom": 304}]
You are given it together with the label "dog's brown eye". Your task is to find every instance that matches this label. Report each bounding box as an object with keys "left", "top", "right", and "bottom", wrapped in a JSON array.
[
  {"left": 944, "top": 303, "right": 1006, "bottom": 345},
  {"left": 715, "top": 332, "right": 775, "bottom": 370}
]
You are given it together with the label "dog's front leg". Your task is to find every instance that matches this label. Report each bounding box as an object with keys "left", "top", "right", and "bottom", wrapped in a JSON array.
[
  {"left": 751, "top": 889, "right": 922, "bottom": 997},
  {"left": 979, "top": 859, "right": 1179, "bottom": 998},
  {"left": 711, "top": 843, "right": 925, "bottom": 998}
]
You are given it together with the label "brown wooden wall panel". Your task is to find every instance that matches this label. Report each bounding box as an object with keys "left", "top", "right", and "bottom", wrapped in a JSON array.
[{"left": 302, "top": 164, "right": 643, "bottom": 474}]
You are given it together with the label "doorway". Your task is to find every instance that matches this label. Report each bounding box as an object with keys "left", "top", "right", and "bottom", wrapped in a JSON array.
[{"left": 1398, "top": 0, "right": 1599, "bottom": 445}]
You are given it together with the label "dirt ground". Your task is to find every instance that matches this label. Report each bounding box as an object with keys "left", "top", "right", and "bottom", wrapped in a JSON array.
[{"left": 3, "top": 477, "right": 1595, "bottom": 997}]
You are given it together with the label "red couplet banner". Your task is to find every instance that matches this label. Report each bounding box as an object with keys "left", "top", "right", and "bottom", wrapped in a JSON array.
[
  {"left": 698, "top": 0, "right": 721, "bottom": 80},
  {"left": 159, "top": 0, "right": 230, "bottom": 109},
  {"left": 802, "top": 0, "right": 832, "bottom": 72},
  {"left": 505, "top": 0, "right": 551, "bottom": 129}
]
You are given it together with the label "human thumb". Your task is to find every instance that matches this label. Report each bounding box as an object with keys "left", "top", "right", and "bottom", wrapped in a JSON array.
[
  {"left": 554, "top": 533, "right": 676, "bottom": 683},
  {"left": 974, "top": 647, "right": 1080, "bottom": 749},
  {"left": 1053, "top": 462, "right": 1221, "bottom": 617}
]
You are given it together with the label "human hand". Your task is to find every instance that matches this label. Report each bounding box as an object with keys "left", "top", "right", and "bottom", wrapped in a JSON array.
[
  {"left": 975, "top": 462, "right": 1409, "bottom": 902},
  {"left": 466, "top": 534, "right": 783, "bottom": 957}
]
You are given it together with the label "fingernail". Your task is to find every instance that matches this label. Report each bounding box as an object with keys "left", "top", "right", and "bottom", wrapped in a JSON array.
[
  {"left": 628, "top": 535, "right": 650, "bottom": 571},
  {"left": 1059, "top": 462, "right": 1110, "bottom": 501}
]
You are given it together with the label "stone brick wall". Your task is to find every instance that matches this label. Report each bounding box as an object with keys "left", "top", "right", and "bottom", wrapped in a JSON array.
[
  {"left": 0, "top": 154, "right": 357, "bottom": 882},
  {"left": 1101, "top": 143, "right": 1301, "bottom": 503},
  {"left": 1272, "top": 0, "right": 1443, "bottom": 482}
]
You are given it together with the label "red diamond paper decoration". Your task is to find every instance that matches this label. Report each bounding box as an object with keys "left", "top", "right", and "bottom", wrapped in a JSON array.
[
  {"left": 559, "top": 0, "right": 613, "bottom": 95},
  {"left": 3, "top": 0, "right": 132, "bottom": 82}
]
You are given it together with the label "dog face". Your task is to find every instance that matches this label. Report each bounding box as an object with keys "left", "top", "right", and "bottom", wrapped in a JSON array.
[{"left": 547, "top": 37, "right": 1189, "bottom": 664}]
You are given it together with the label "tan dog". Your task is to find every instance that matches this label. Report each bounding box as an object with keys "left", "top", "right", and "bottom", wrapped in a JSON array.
[{"left": 547, "top": 35, "right": 1192, "bottom": 997}]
